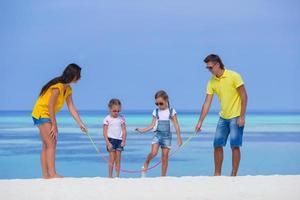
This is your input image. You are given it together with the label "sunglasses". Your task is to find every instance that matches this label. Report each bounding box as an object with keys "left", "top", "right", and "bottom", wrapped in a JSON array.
[
  {"left": 206, "top": 63, "right": 217, "bottom": 71},
  {"left": 155, "top": 102, "right": 165, "bottom": 106},
  {"left": 112, "top": 110, "right": 120, "bottom": 113}
]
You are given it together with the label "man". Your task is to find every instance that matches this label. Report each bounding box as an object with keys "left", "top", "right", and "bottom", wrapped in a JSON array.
[{"left": 195, "top": 54, "right": 248, "bottom": 176}]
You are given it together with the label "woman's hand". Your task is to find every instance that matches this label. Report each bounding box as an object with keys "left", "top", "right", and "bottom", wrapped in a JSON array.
[
  {"left": 49, "top": 124, "right": 58, "bottom": 140},
  {"left": 79, "top": 123, "right": 88, "bottom": 134}
]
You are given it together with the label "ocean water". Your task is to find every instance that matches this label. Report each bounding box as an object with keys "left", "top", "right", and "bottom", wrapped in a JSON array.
[{"left": 0, "top": 111, "right": 300, "bottom": 179}]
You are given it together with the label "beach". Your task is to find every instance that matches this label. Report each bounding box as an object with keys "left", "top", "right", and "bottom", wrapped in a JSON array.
[{"left": 1, "top": 176, "right": 300, "bottom": 200}]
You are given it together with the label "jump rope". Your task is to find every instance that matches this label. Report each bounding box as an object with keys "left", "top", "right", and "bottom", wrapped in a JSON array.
[{"left": 85, "top": 131, "right": 199, "bottom": 174}]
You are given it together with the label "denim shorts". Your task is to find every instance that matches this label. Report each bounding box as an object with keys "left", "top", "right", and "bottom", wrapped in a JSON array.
[
  {"left": 152, "top": 131, "right": 172, "bottom": 149},
  {"left": 32, "top": 117, "right": 51, "bottom": 126},
  {"left": 107, "top": 137, "right": 124, "bottom": 152},
  {"left": 214, "top": 117, "right": 244, "bottom": 148}
]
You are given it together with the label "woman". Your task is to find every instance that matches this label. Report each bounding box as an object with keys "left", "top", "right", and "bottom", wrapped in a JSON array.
[{"left": 32, "top": 63, "right": 88, "bottom": 179}]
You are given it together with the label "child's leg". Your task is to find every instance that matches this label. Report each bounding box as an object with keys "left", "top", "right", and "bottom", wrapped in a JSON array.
[
  {"left": 115, "top": 151, "right": 122, "bottom": 177},
  {"left": 38, "top": 123, "right": 61, "bottom": 178},
  {"left": 108, "top": 151, "right": 116, "bottom": 178},
  {"left": 143, "top": 144, "right": 159, "bottom": 170},
  {"left": 161, "top": 148, "right": 170, "bottom": 176}
]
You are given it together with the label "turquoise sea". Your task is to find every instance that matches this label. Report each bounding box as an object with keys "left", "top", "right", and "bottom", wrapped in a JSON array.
[{"left": 0, "top": 111, "right": 300, "bottom": 179}]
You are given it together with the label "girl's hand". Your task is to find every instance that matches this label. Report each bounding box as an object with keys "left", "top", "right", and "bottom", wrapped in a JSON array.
[
  {"left": 121, "top": 141, "right": 126, "bottom": 147},
  {"left": 177, "top": 138, "right": 183, "bottom": 146},
  {"left": 107, "top": 142, "right": 113, "bottom": 151},
  {"left": 49, "top": 124, "right": 58, "bottom": 140},
  {"left": 135, "top": 128, "right": 142, "bottom": 134},
  {"left": 79, "top": 123, "right": 88, "bottom": 134}
]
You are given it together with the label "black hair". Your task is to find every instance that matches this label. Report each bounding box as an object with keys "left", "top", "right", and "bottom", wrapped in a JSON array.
[{"left": 204, "top": 54, "right": 225, "bottom": 69}]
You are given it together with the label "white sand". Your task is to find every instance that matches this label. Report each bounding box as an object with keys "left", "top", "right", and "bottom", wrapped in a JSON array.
[{"left": 1, "top": 176, "right": 299, "bottom": 200}]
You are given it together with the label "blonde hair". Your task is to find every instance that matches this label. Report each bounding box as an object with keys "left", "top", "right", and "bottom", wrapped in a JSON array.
[
  {"left": 108, "top": 98, "right": 122, "bottom": 108},
  {"left": 155, "top": 90, "right": 170, "bottom": 108}
]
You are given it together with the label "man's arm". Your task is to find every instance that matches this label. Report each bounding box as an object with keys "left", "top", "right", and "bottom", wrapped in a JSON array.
[
  {"left": 195, "top": 94, "right": 213, "bottom": 133},
  {"left": 237, "top": 85, "right": 248, "bottom": 127}
]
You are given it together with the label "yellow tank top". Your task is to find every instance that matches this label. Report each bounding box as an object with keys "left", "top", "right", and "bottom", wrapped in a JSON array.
[{"left": 32, "top": 83, "right": 72, "bottom": 119}]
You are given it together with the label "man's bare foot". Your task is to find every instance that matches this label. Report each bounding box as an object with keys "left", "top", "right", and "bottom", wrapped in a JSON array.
[{"left": 42, "top": 175, "right": 50, "bottom": 179}]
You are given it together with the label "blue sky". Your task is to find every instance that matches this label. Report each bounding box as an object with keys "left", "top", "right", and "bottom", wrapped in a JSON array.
[{"left": 1, "top": 0, "right": 299, "bottom": 111}]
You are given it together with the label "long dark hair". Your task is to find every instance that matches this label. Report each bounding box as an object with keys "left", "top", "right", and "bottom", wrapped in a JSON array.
[
  {"left": 155, "top": 90, "right": 170, "bottom": 108},
  {"left": 39, "top": 63, "right": 81, "bottom": 96}
]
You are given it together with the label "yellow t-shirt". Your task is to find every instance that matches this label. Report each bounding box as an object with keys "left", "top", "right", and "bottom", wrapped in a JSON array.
[
  {"left": 32, "top": 83, "right": 72, "bottom": 119},
  {"left": 207, "top": 69, "right": 244, "bottom": 119}
]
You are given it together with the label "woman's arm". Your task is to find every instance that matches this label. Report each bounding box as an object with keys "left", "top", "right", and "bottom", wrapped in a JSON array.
[
  {"left": 136, "top": 116, "right": 156, "bottom": 133},
  {"left": 48, "top": 88, "right": 60, "bottom": 140},
  {"left": 121, "top": 123, "right": 127, "bottom": 146},
  {"left": 171, "top": 114, "right": 182, "bottom": 146},
  {"left": 66, "top": 94, "right": 88, "bottom": 133}
]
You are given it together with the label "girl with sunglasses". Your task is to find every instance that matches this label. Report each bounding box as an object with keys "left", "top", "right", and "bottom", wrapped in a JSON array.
[
  {"left": 136, "top": 90, "right": 182, "bottom": 176},
  {"left": 103, "top": 98, "right": 127, "bottom": 178}
]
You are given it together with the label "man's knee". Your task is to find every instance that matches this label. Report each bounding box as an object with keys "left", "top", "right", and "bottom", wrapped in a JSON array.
[
  {"left": 214, "top": 147, "right": 223, "bottom": 152},
  {"left": 231, "top": 147, "right": 240, "bottom": 151}
]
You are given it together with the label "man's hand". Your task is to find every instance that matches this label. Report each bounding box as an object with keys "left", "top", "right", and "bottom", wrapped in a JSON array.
[
  {"left": 195, "top": 122, "right": 202, "bottom": 133},
  {"left": 237, "top": 116, "right": 245, "bottom": 127}
]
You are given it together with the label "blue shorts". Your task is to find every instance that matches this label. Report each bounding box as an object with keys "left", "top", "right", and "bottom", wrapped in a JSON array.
[
  {"left": 32, "top": 117, "right": 51, "bottom": 126},
  {"left": 152, "top": 131, "right": 172, "bottom": 149},
  {"left": 214, "top": 117, "right": 244, "bottom": 148},
  {"left": 107, "top": 138, "right": 124, "bottom": 152}
]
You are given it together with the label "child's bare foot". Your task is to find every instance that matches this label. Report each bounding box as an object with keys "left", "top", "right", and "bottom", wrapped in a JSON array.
[
  {"left": 49, "top": 174, "right": 64, "bottom": 179},
  {"left": 143, "top": 162, "right": 149, "bottom": 171},
  {"left": 141, "top": 163, "right": 148, "bottom": 178}
]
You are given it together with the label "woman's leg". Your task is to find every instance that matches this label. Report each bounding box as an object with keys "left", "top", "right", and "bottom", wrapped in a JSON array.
[
  {"left": 161, "top": 148, "right": 170, "bottom": 176},
  {"left": 115, "top": 151, "right": 122, "bottom": 177},
  {"left": 38, "top": 123, "right": 62, "bottom": 178},
  {"left": 143, "top": 144, "right": 159, "bottom": 170},
  {"left": 108, "top": 151, "right": 116, "bottom": 178},
  {"left": 41, "top": 143, "right": 49, "bottom": 178}
]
